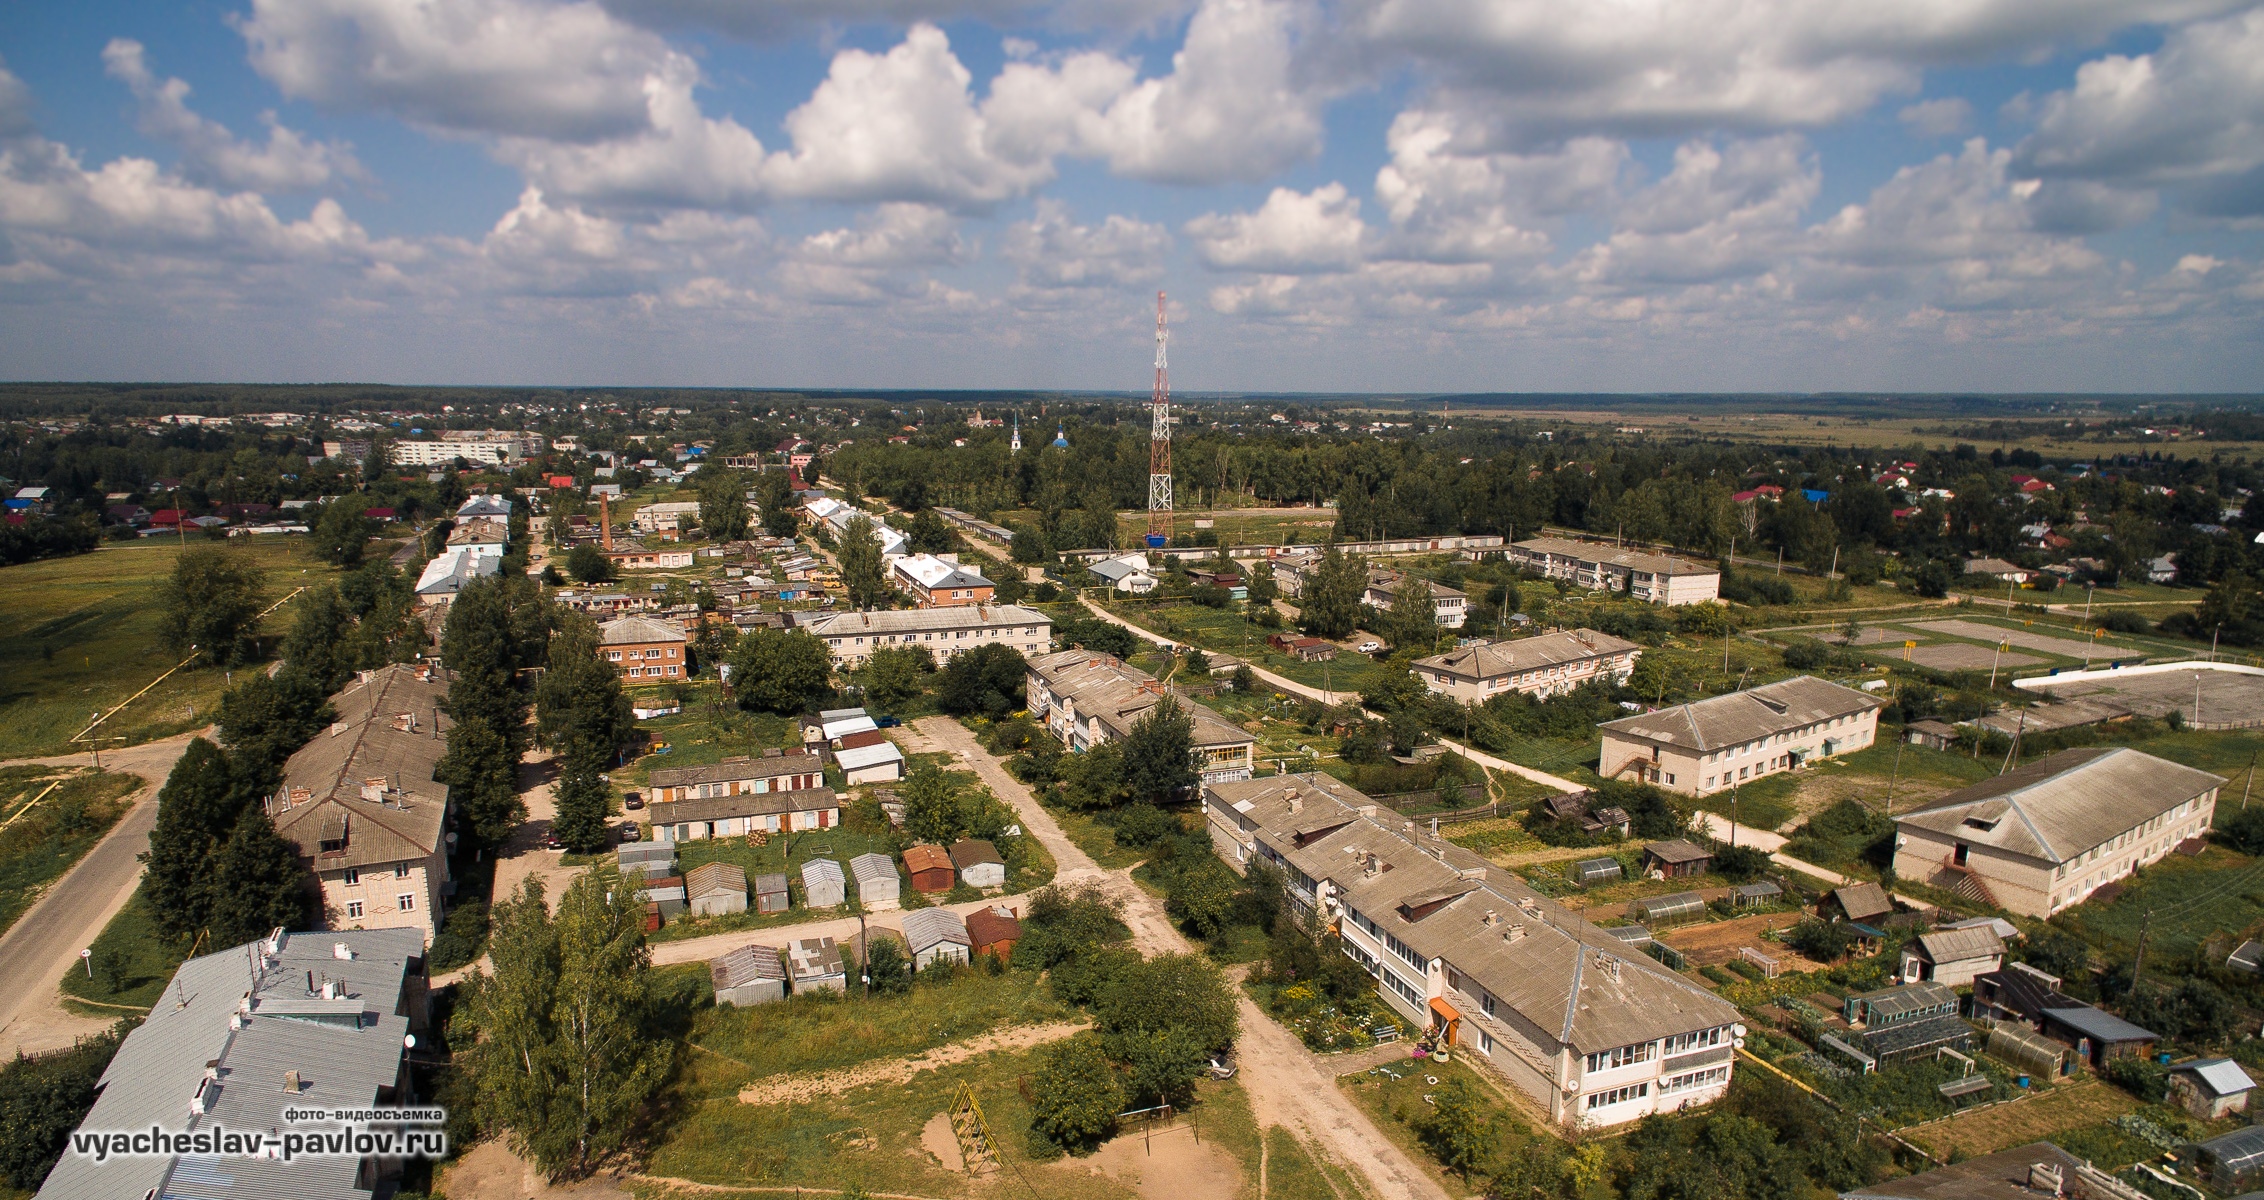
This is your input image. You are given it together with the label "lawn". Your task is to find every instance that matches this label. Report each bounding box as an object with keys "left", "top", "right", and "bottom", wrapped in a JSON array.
[
  {"left": 0, "top": 767, "right": 143, "bottom": 937},
  {"left": 1898, "top": 1080, "right": 2136, "bottom": 1161},
  {"left": 58, "top": 885, "right": 181, "bottom": 1012},
  {"left": 1337, "top": 1054, "right": 1540, "bottom": 1193},
  {"left": 613, "top": 685, "right": 803, "bottom": 786},
  {"left": 1687, "top": 738, "right": 1999, "bottom": 835},
  {"left": 0, "top": 538, "right": 342, "bottom": 759},
  {"left": 1099, "top": 597, "right": 1392, "bottom": 697},
  {"left": 2053, "top": 843, "right": 2264, "bottom": 963}
]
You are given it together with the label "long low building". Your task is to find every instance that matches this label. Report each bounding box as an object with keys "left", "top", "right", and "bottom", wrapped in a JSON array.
[
  {"left": 1596, "top": 675, "right": 1880, "bottom": 795},
  {"left": 1025, "top": 648, "right": 1256, "bottom": 785},
  {"left": 1414, "top": 628, "right": 1641, "bottom": 704},
  {"left": 1508, "top": 537, "right": 1720, "bottom": 605},
  {"left": 1892, "top": 746, "right": 2222, "bottom": 917},
  {"left": 1204, "top": 774, "right": 1739, "bottom": 1131},
  {"left": 647, "top": 751, "right": 824, "bottom": 804},
  {"left": 648, "top": 786, "right": 841, "bottom": 843},
  {"left": 802, "top": 604, "right": 1052, "bottom": 667}
]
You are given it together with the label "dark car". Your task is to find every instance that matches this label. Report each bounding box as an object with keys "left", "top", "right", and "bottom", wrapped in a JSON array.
[
  {"left": 874, "top": 715, "right": 901, "bottom": 728},
  {"left": 623, "top": 791, "right": 644, "bottom": 810}
]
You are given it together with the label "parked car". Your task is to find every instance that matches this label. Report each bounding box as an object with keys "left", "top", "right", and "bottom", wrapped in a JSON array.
[
  {"left": 541, "top": 832, "right": 566, "bottom": 850},
  {"left": 1355, "top": 640, "right": 1383, "bottom": 654},
  {"left": 624, "top": 791, "right": 644, "bottom": 810},
  {"left": 874, "top": 715, "right": 901, "bottom": 728}
]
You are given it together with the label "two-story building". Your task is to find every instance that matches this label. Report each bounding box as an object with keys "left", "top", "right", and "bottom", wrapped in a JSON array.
[
  {"left": 892, "top": 553, "right": 996, "bottom": 608},
  {"left": 647, "top": 787, "right": 841, "bottom": 843},
  {"left": 445, "top": 516, "right": 509, "bottom": 557},
  {"left": 802, "top": 604, "right": 1051, "bottom": 667},
  {"left": 1892, "top": 747, "right": 2222, "bottom": 917},
  {"left": 1413, "top": 628, "right": 1641, "bottom": 704},
  {"left": 1507, "top": 538, "right": 1721, "bottom": 605},
  {"left": 647, "top": 750, "right": 825, "bottom": 804},
  {"left": 268, "top": 664, "right": 452, "bottom": 944},
  {"left": 1596, "top": 675, "right": 1880, "bottom": 795},
  {"left": 1203, "top": 775, "right": 1740, "bottom": 1131},
  {"left": 1364, "top": 570, "right": 1468, "bottom": 628},
  {"left": 599, "top": 614, "right": 689, "bottom": 680},
  {"left": 1025, "top": 648, "right": 1256, "bottom": 785}
]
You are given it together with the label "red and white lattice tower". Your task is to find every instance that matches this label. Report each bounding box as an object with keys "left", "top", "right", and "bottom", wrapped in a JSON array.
[{"left": 1145, "top": 291, "right": 1172, "bottom": 549}]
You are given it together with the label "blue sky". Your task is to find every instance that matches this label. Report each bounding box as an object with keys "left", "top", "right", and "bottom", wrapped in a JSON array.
[{"left": 1, "top": 0, "right": 2260, "bottom": 392}]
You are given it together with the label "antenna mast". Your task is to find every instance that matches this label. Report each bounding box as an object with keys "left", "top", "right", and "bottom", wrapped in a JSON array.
[{"left": 1145, "top": 291, "right": 1172, "bottom": 549}]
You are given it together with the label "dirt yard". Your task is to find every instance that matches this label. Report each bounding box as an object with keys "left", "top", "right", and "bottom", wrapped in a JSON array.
[
  {"left": 1658, "top": 911, "right": 1832, "bottom": 971},
  {"left": 1898, "top": 1080, "right": 2137, "bottom": 1160},
  {"left": 1077, "top": 1121, "right": 1243, "bottom": 1200},
  {"left": 442, "top": 1140, "right": 629, "bottom": 1199}
]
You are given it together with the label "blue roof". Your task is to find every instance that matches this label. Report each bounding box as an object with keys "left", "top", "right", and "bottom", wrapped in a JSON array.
[
  {"left": 1802, "top": 489, "right": 1830, "bottom": 503},
  {"left": 2044, "top": 1004, "right": 2158, "bottom": 1043}
]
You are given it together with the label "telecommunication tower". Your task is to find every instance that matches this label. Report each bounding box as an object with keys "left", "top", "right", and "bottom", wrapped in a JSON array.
[{"left": 1145, "top": 291, "right": 1172, "bottom": 549}]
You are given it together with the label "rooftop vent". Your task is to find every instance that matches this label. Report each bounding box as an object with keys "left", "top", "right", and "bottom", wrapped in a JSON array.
[
  {"left": 1482, "top": 909, "right": 1498, "bottom": 928},
  {"left": 2029, "top": 1163, "right": 2064, "bottom": 1196},
  {"left": 1505, "top": 923, "right": 1527, "bottom": 944},
  {"left": 332, "top": 942, "right": 354, "bottom": 961},
  {"left": 283, "top": 1070, "right": 304, "bottom": 1095},
  {"left": 1285, "top": 788, "right": 1303, "bottom": 815}
]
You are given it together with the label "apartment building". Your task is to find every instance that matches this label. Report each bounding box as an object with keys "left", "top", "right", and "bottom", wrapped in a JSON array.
[
  {"left": 1596, "top": 675, "right": 1880, "bottom": 795},
  {"left": 1364, "top": 570, "right": 1468, "bottom": 628},
  {"left": 892, "top": 553, "right": 996, "bottom": 607},
  {"left": 1508, "top": 537, "right": 1721, "bottom": 605},
  {"left": 1893, "top": 747, "right": 2222, "bottom": 917},
  {"left": 1203, "top": 775, "right": 1740, "bottom": 1131},
  {"left": 1414, "top": 628, "right": 1640, "bottom": 704},
  {"left": 267, "top": 665, "right": 452, "bottom": 944},
  {"left": 802, "top": 604, "right": 1051, "bottom": 667},
  {"left": 632, "top": 500, "right": 703, "bottom": 539},
  {"left": 1025, "top": 648, "right": 1256, "bottom": 785},
  {"left": 446, "top": 516, "right": 509, "bottom": 557},
  {"left": 599, "top": 614, "right": 689, "bottom": 680},
  {"left": 389, "top": 430, "right": 547, "bottom": 466}
]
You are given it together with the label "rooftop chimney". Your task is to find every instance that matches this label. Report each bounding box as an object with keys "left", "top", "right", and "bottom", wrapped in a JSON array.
[{"left": 1285, "top": 788, "right": 1303, "bottom": 814}]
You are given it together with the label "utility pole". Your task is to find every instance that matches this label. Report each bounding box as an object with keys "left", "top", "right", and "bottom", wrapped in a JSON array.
[
  {"left": 2132, "top": 909, "right": 2153, "bottom": 984},
  {"left": 1881, "top": 739, "right": 1905, "bottom": 814},
  {"left": 2197, "top": 672, "right": 2205, "bottom": 727}
]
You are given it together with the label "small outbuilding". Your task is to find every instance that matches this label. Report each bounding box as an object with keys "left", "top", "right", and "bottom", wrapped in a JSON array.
[
  {"left": 2041, "top": 1004, "right": 2158, "bottom": 1068},
  {"left": 1732, "top": 880, "right": 1783, "bottom": 907},
  {"left": 1631, "top": 891, "right": 1707, "bottom": 926},
  {"left": 801, "top": 857, "right": 847, "bottom": 908},
  {"left": 617, "top": 843, "right": 676, "bottom": 879},
  {"left": 684, "top": 862, "right": 749, "bottom": 917},
  {"left": 1903, "top": 720, "right": 1960, "bottom": 752},
  {"left": 1572, "top": 857, "right": 1624, "bottom": 887},
  {"left": 2169, "top": 1058, "right": 2257, "bottom": 1120},
  {"left": 787, "top": 936, "right": 847, "bottom": 993},
  {"left": 837, "top": 740, "right": 907, "bottom": 785},
  {"left": 753, "top": 871, "right": 790, "bottom": 915},
  {"left": 710, "top": 944, "right": 788, "bottom": 1007},
  {"left": 966, "top": 905, "right": 1022, "bottom": 962},
  {"left": 1899, "top": 925, "right": 2005, "bottom": 988},
  {"left": 1641, "top": 839, "right": 1713, "bottom": 879},
  {"left": 949, "top": 839, "right": 1007, "bottom": 890},
  {"left": 1986, "top": 1022, "right": 2076, "bottom": 1080},
  {"left": 1844, "top": 981, "right": 1960, "bottom": 1029},
  {"left": 850, "top": 852, "right": 901, "bottom": 911},
  {"left": 1823, "top": 882, "right": 1895, "bottom": 925},
  {"left": 902, "top": 844, "right": 957, "bottom": 894},
  {"left": 902, "top": 907, "right": 973, "bottom": 969},
  {"left": 638, "top": 875, "right": 687, "bottom": 925}
]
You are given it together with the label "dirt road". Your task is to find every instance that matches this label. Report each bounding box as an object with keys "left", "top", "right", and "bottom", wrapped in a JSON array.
[{"left": 0, "top": 731, "right": 211, "bottom": 1056}]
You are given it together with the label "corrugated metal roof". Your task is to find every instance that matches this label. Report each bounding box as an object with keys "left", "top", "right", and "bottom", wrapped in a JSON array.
[
  {"left": 1414, "top": 628, "right": 1640, "bottom": 681},
  {"left": 801, "top": 858, "right": 845, "bottom": 884},
  {"left": 901, "top": 907, "right": 971, "bottom": 953},
  {"left": 2172, "top": 1057, "right": 2256, "bottom": 1097},
  {"left": 1897, "top": 747, "right": 2224, "bottom": 864},
  {"left": 711, "top": 944, "right": 787, "bottom": 988},
  {"left": 1913, "top": 926, "right": 2005, "bottom": 965},
  {"left": 648, "top": 786, "right": 838, "bottom": 825},
  {"left": 685, "top": 861, "right": 746, "bottom": 897},
  {"left": 598, "top": 615, "right": 688, "bottom": 645},
  {"left": 836, "top": 742, "right": 906, "bottom": 771},
  {"left": 1599, "top": 675, "right": 1881, "bottom": 752},
  {"left": 649, "top": 752, "right": 824, "bottom": 790},
  {"left": 850, "top": 852, "right": 898, "bottom": 886}
]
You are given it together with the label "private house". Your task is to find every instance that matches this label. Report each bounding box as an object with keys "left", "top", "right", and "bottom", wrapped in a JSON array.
[
  {"left": 851, "top": 852, "right": 901, "bottom": 911},
  {"left": 649, "top": 752, "right": 824, "bottom": 804},
  {"left": 2168, "top": 1059, "right": 2256, "bottom": 1120},
  {"left": 684, "top": 862, "right": 748, "bottom": 917},
  {"left": 1199, "top": 774, "right": 1740, "bottom": 1131},
  {"left": 802, "top": 604, "right": 1052, "bottom": 667},
  {"left": 967, "top": 905, "right": 1021, "bottom": 962},
  {"left": 1267, "top": 633, "right": 1338, "bottom": 662},
  {"left": 1899, "top": 926, "right": 2005, "bottom": 987},
  {"left": 1507, "top": 537, "right": 1721, "bottom": 605},
  {"left": 1641, "top": 839, "right": 1713, "bottom": 879},
  {"left": 1025, "top": 648, "right": 1257, "bottom": 786},
  {"left": 1414, "top": 629, "right": 1641, "bottom": 705},
  {"left": 892, "top": 553, "right": 996, "bottom": 607},
  {"left": 1597, "top": 675, "right": 1881, "bottom": 794},
  {"left": 33, "top": 928, "right": 429, "bottom": 1200},
  {"left": 1363, "top": 570, "right": 1469, "bottom": 628},
  {"left": 754, "top": 872, "right": 790, "bottom": 915},
  {"left": 1963, "top": 557, "right": 2031, "bottom": 583},
  {"left": 646, "top": 787, "right": 840, "bottom": 844},
  {"left": 801, "top": 858, "right": 847, "bottom": 908},
  {"left": 598, "top": 615, "right": 689, "bottom": 681},
  {"left": 903, "top": 844, "right": 956, "bottom": 894},
  {"left": 268, "top": 664, "right": 453, "bottom": 944},
  {"left": 902, "top": 908, "right": 973, "bottom": 969},
  {"left": 788, "top": 936, "right": 848, "bottom": 992},
  {"left": 1088, "top": 554, "right": 1160, "bottom": 594},
  {"left": 950, "top": 839, "right": 1007, "bottom": 889},
  {"left": 1891, "top": 747, "right": 2222, "bottom": 917},
  {"left": 709, "top": 944, "right": 788, "bottom": 1007}
]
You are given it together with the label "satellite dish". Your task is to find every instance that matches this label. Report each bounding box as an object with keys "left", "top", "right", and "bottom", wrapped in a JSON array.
[{"left": 403, "top": 1034, "right": 417, "bottom": 1049}]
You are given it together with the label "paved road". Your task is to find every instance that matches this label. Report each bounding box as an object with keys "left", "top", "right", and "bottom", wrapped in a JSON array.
[{"left": 0, "top": 730, "right": 208, "bottom": 1056}]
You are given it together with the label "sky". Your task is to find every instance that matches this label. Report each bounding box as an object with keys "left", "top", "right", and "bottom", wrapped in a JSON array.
[{"left": 0, "top": 0, "right": 2261, "bottom": 393}]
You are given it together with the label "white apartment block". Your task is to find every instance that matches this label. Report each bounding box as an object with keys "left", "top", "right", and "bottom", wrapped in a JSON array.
[
  {"left": 1596, "top": 675, "right": 1880, "bottom": 795},
  {"left": 1508, "top": 537, "right": 1721, "bottom": 605},
  {"left": 1364, "top": 570, "right": 1468, "bottom": 628},
  {"left": 388, "top": 430, "right": 548, "bottom": 467},
  {"left": 1414, "top": 628, "right": 1640, "bottom": 704},
  {"left": 802, "top": 604, "right": 1051, "bottom": 666}
]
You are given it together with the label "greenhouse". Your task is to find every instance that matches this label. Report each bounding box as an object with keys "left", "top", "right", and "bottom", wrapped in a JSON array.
[
  {"left": 2196, "top": 1126, "right": 2264, "bottom": 1192},
  {"left": 1863, "top": 1013, "right": 1973, "bottom": 1064},
  {"left": 1632, "top": 892, "right": 1708, "bottom": 925},
  {"left": 1986, "top": 1022, "right": 2075, "bottom": 1079},
  {"left": 1732, "top": 880, "right": 1783, "bottom": 906},
  {"left": 1605, "top": 924, "right": 1653, "bottom": 948},
  {"left": 1573, "top": 857, "right": 1624, "bottom": 886},
  {"left": 1844, "top": 980, "right": 1960, "bottom": 1028}
]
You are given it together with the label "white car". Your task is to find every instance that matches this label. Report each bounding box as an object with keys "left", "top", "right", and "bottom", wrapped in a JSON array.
[{"left": 1355, "top": 640, "right": 1383, "bottom": 653}]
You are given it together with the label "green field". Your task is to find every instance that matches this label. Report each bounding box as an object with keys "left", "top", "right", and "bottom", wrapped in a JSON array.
[
  {"left": 0, "top": 767, "right": 143, "bottom": 937},
  {"left": 0, "top": 539, "right": 344, "bottom": 760},
  {"left": 2054, "top": 843, "right": 2264, "bottom": 963}
]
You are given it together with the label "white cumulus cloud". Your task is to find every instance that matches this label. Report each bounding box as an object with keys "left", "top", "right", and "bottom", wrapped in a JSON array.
[
  {"left": 102, "top": 40, "right": 363, "bottom": 193},
  {"left": 1185, "top": 182, "right": 1367, "bottom": 273},
  {"left": 1002, "top": 198, "right": 1170, "bottom": 289}
]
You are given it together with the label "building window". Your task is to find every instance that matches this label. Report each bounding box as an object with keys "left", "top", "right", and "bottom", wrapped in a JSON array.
[
  {"left": 395, "top": 862, "right": 410, "bottom": 879},
  {"left": 1585, "top": 1083, "right": 1650, "bottom": 1110},
  {"left": 398, "top": 893, "right": 416, "bottom": 912},
  {"left": 346, "top": 901, "right": 363, "bottom": 919},
  {"left": 1661, "top": 1027, "right": 1725, "bottom": 1055},
  {"left": 1659, "top": 1066, "right": 1731, "bottom": 1095},
  {"left": 343, "top": 867, "right": 360, "bottom": 886},
  {"left": 1585, "top": 1042, "right": 1657, "bottom": 1072}
]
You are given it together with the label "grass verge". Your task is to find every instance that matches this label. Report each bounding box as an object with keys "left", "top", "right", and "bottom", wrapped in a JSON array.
[{"left": 0, "top": 767, "right": 142, "bottom": 937}]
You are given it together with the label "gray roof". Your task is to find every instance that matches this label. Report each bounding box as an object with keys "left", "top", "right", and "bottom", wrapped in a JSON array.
[
  {"left": 802, "top": 604, "right": 1051, "bottom": 639},
  {"left": 901, "top": 907, "right": 971, "bottom": 953},
  {"left": 1644, "top": 838, "right": 1711, "bottom": 864},
  {"left": 711, "top": 944, "right": 786, "bottom": 988},
  {"left": 1897, "top": 747, "right": 2225, "bottom": 864},
  {"left": 685, "top": 861, "right": 747, "bottom": 897},
  {"left": 1414, "top": 628, "right": 1640, "bottom": 681},
  {"left": 598, "top": 615, "right": 687, "bottom": 645},
  {"left": 649, "top": 752, "right": 824, "bottom": 791},
  {"left": 37, "top": 929, "right": 423, "bottom": 1200},
  {"left": 648, "top": 786, "right": 839, "bottom": 826},
  {"left": 2171, "top": 1057, "right": 2256, "bottom": 1097},
  {"left": 1841, "top": 1141, "right": 2084, "bottom": 1200},
  {"left": 850, "top": 852, "right": 899, "bottom": 886},
  {"left": 1599, "top": 675, "right": 1881, "bottom": 752},
  {"left": 835, "top": 742, "right": 906, "bottom": 771},
  {"left": 754, "top": 872, "right": 789, "bottom": 896},
  {"left": 1026, "top": 649, "right": 1255, "bottom": 750},
  {"left": 787, "top": 936, "right": 845, "bottom": 980},
  {"left": 270, "top": 665, "right": 450, "bottom": 870},
  {"left": 2043, "top": 1004, "right": 2158, "bottom": 1044},
  {"left": 801, "top": 858, "right": 845, "bottom": 885},
  {"left": 1912, "top": 926, "right": 2005, "bottom": 965},
  {"left": 1511, "top": 536, "right": 1717, "bottom": 578},
  {"left": 1088, "top": 557, "right": 1150, "bottom": 582},
  {"left": 1831, "top": 882, "right": 1895, "bottom": 922}
]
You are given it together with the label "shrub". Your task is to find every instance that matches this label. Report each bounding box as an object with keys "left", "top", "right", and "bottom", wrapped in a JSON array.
[{"left": 1028, "top": 1035, "right": 1123, "bottom": 1153}]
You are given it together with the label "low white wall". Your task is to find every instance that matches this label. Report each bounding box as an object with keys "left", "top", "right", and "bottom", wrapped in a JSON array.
[{"left": 2014, "top": 659, "right": 2264, "bottom": 691}]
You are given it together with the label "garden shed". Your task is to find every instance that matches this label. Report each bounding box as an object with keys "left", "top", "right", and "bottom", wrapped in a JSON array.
[
  {"left": 1573, "top": 857, "right": 1623, "bottom": 887},
  {"left": 1642, "top": 839, "right": 1713, "bottom": 879},
  {"left": 902, "top": 844, "right": 956, "bottom": 894},
  {"left": 1985, "top": 1022, "right": 2074, "bottom": 1079},
  {"left": 2196, "top": 1127, "right": 2264, "bottom": 1192},
  {"left": 1899, "top": 926, "right": 2005, "bottom": 988},
  {"left": 1631, "top": 892, "right": 1707, "bottom": 926},
  {"left": 1732, "top": 881, "right": 1783, "bottom": 907},
  {"left": 2169, "top": 1058, "right": 2256, "bottom": 1120},
  {"left": 710, "top": 944, "right": 788, "bottom": 1007},
  {"left": 2041, "top": 1005, "right": 2157, "bottom": 1068},
  {"left": 801, "top": 857, "right": 846, "bottom": 908},
  {"left": 684, "top": 862, "right": 748, "bottom": 917},
  {"left": 753, "top": 871, "right": 790, "bottom": 915},
  {"left": 787, "top": 936, "right": 847, "bottom": 992},
  {"left": 850, "top": 852, "right": 901, "bottom": 911},
  {"left": 617, "top": 843, "right": 675, "bottom": 878},
  {"left": 902, "top": 907, "right": 972, "bottom": 969},
  {"left": 967, "top": 905, "right": 1021, "bottom": 962},
  {"left": 1862, "top": 1013, "right": 1973, "bottom": 1065},
  {"left": 949, "top": 839, "right": 1007, "bottom": 890}
]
